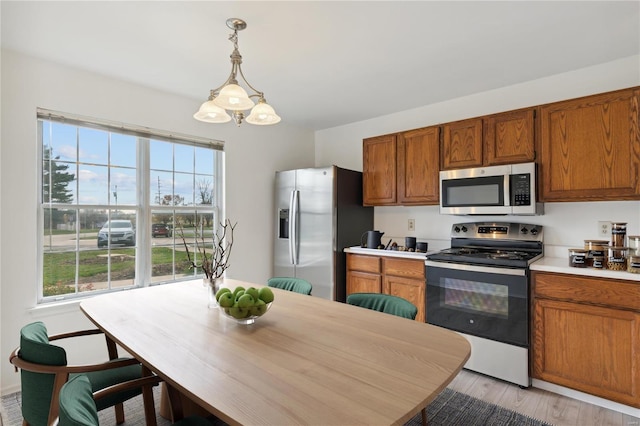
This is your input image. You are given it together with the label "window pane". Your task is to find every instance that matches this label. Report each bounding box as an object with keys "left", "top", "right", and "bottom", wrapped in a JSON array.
[
  {"left": 174, "top": 172, "right": 194, "bottom": 206},
  {"left": 151, "top": 170, "right": 174, "bottom": 205},
  {"left": 195, "top": 146, "right": 214, "bottom": 175},
  {"left": 49, "top": 122, "right": 78, "bottom": 162},
  {"left": 43, "top": 157, "right": 77, "bottom": 204},
  {"left": 79, "top": 127, "right": 108, "bottom": 165},
  {"left": 174, "top": 144, "right": 194, "bottom": 173},
  {"left": 111, "top": 166, "right": 136, "bottom": 206},
  {"left": 78, "top": 164, "right": 109, "bottom": 205},
  {"left": 110, "top": 133, "right": 136, "bottom": 167},
  {"left": 150, "top": 139, "right": 173, "bottom": 171},
  {"left": 195, "top": 176, "right": 214, "bottom": 205}
]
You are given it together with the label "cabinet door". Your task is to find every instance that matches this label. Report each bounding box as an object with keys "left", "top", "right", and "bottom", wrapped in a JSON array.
[
  {"left": 539, "top": 88, "right": 640, "bottom": 201},
  {"left": 363, "top": 135, "right": 397, "bottom": 205},
  {"left": 347, "top": 271, "right": 382, "bottom": 295},
  {"left": 442, "top": 118, "right": 483, "bottom": 170},
  {"left": 484, "top": 109, "right": 535, "bottom": 165},
  {"left": 532, "top": 298, "right": 640, "bottom": 407},
  {"left": 383, "top": 275, "right": 425, "bottom": 322},
  {"left": 397, "top": 127, "right": 440, "bottom": 204}
]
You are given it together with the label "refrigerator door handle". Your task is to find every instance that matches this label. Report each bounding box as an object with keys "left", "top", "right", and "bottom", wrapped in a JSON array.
[{"left": 289, "top": 190, "right": 299, "bottom": 265}]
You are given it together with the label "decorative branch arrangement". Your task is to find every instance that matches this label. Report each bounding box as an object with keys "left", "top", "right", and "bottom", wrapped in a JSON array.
[{"left": 179, "top": 218, "right": 237, "bottom": 280}]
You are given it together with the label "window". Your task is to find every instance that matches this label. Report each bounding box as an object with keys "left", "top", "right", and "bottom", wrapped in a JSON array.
[{"left": 38, "top": 109, "right": 224, "bottom": 302}]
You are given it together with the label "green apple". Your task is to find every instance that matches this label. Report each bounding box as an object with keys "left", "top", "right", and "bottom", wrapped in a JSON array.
[
  {"left": 218, "top": 292, "right": 235, "bottom": 308},
  {"left": 237, "top": 293, "right": 254, "bottom": 308},
  {"left": 232, "top": 286, "right": 245, "bottom": 298},
  {"left": 234, "top": 290, "right": 245, "bottom": 301},
  {"left": 245, "top": 287, "right": 260, "bottom": 301},
  {"left": 258, "top": 287, "right": 275, "bottom": 304},
  {"left": 228, "top": 306, "right": 249, "bottom": 319},
  {"left": 215, "top": 287, "right": 231, "bottom": 301},
  {"left": 249, "top": 299, "right": 268, "bottom": 316}
]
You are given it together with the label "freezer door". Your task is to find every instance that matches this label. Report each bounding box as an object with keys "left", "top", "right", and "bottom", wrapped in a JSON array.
[
  {"left": 295, "top": 167, "right": 335, "bottom": 300},
  {"left": 274, "top": 170, "right": 296, "bottom": 278}
]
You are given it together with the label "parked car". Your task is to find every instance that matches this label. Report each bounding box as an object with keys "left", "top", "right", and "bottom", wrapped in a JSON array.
[
  {"left": 152, "top": 223, "right": 172, "bottom": 238},
  {"left": 97, "top": 220, "right": 136, "bottom": 247}
]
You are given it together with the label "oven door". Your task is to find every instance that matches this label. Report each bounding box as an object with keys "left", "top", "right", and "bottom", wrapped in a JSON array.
[{"left": 425, "top": 260, "right": 528, "bottom": 347}]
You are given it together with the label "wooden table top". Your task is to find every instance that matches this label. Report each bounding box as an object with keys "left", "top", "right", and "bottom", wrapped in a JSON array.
[{"left": 80, "top": 279, "right": 470, "bottom": 426}]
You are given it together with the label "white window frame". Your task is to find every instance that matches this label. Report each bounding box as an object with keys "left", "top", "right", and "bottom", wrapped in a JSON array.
[{"left": 37, "top": 108, "right": 225, "bottom": 304}]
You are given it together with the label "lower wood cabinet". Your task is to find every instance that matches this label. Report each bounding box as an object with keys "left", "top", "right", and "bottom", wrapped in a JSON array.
[
  {"left": 531, "top": 271, "right": 640, "bottom": 408},
  {"left": 346, "top": 253, "right": 425, "bottom": 322}
]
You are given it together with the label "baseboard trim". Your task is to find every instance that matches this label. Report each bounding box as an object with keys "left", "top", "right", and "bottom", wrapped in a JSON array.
[{"left": 531, "top": 379, "right": 640, "bottom": 418}]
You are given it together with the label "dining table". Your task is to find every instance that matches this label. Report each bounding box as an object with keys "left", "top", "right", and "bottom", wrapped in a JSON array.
[{"left": 80, "top": 278, "right": 471, "bottom": 426}]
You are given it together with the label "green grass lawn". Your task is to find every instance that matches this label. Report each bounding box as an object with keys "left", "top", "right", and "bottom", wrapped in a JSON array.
[{"left": 43, "top": 247, "right": 194, "bottom": 296}]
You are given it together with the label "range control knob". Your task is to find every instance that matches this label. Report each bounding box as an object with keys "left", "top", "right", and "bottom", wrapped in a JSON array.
[
  {"left": 461, "top": 226, "right": 468, "bottom": 233},
  {"left": 454, "top": 226, "right": 461, "bottom": 233},
  {"left": 520, "top": 227, "right": 528, "bottom": 234},
  {"left": 530, "top": 227, "right": 539, "bottom": 235}
]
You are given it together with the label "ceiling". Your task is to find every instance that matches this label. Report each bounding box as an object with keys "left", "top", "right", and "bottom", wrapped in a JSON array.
[{"left": 1, "top": 1, "right": 638, "bottom": 130}]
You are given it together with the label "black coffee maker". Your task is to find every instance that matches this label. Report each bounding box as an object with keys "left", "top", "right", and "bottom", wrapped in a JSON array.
[{"left": 361, "top": 230, "right": 384, "bottom": 249}]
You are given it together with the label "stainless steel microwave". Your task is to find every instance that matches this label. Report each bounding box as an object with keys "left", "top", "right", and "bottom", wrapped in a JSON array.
[{"left": 439, "top": 162, "right": 543, "bottom": 215}]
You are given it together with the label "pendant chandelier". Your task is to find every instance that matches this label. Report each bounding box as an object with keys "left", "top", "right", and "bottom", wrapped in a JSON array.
[{"left": 193, "top": 18, "right": 281, "bottom": 127}]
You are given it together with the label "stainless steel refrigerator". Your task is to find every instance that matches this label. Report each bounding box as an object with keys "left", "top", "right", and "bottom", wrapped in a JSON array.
[{"left": 274, "top": 166, "right": 373, "bottom": 302}]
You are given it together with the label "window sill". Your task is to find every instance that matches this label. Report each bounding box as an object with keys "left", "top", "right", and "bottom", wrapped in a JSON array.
[{"left": 29, "top": 298, "right": 83, "bottom": 319}]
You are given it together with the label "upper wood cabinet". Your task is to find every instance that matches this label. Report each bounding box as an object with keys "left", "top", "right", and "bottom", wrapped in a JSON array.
[
  {"left": 363, "top": 134, "right": 397, "bottom": 205},
  {"left": 442, "top": 109, "right": 536, "bottom": 170},
  {"left": 441, "top": 118, "right": 483, "bottom": 169},
  {"left": 539, "top": 88, "right": 640, "bottom": 202},
  {"left": 398, "top": 126, "right": 440, "bottom": 205},
  {"left": 484, "top": 109, "right": 536, "bottom": 165},
  {"left": 363, "top": 126, "right": 440, "bottom": 206}
]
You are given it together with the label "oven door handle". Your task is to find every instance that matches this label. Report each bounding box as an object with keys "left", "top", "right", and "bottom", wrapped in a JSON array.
[{"left": 424, "top": 260, "right": 527, "bottom": 276}]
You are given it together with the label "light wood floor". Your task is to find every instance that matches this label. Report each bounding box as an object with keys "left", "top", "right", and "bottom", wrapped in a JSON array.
[{"left": 448, "top": 369, "right": 639, "bottom": 426}]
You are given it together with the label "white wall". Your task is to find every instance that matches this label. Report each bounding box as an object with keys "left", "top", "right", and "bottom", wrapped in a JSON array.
[
  {"left": 0, "top": 49, "right": 315, "bottom": 394},
  {"left": 315, "top": 55, "right": 640, "bottom": 255}
]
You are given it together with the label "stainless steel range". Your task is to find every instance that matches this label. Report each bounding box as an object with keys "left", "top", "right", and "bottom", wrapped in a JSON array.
[{"left": 425, "top": 222, "right": 543, "bottom": 387}]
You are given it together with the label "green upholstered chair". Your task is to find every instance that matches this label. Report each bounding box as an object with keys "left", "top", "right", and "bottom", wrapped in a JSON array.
[
  {"left": 267, "top": 277, "right": 312, "bottom": 295},
  {"left": 9, "top": 321, "right": 154, "bottom": 426},
  {"left": 58, "top": 374, "right": 212, "bottom": 426},
  {"left": 346, "top": 293, "right": 418, "bottom": 320},
  {"left": 346, "top": 293, "right": 424, "bottom": 424}
]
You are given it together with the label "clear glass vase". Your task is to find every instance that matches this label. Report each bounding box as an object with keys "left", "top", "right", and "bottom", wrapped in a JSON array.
[{"left": 204, "top": 277, "right": 223, "bottom": 309}]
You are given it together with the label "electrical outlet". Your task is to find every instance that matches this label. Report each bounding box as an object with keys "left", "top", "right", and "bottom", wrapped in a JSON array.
[
  {"left": 598, "top": 221, "right": 611, "bottom": 237},
  {"left": 408, "top": 219, "right": 415, "bottom": 231}
]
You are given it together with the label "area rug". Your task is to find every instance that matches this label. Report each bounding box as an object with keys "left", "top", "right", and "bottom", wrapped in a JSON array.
[{"left": 1, "top": 386, "right": 551, "bottom": 426}]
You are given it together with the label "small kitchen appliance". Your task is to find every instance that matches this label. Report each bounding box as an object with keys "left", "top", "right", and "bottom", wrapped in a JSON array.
[
  {"left": 361, "top": 230, "right": 384, "bottom": 249},
  {"left": 425, "top": 221, "right": 543, "bottom": 387},
  {"left": 439, "top": 162, "right": 543, "bottom": 215}
]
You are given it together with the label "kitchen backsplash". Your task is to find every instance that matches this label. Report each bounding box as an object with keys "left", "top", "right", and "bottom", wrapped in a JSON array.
[{"left": 374, "top": 200, "right": 640, "bottom": 258}]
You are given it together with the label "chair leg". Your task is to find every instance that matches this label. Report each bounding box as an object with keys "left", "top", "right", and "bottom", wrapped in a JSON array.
[
  {"left": 421, "top": 407, "right": 427, "bottom": 426},
  {"left": 115, "top": 402, "right": 125, "bottom": 424},
  {"left": 22, "top": 420, "right": 28, "bottom": 426},
  {"left": 141, "top": 365, "right": 158, "bottom": 426}
]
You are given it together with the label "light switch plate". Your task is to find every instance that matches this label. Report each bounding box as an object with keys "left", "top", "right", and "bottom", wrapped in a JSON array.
[{"left": 408, "top": 219, "right": 415, "bottom": 231}]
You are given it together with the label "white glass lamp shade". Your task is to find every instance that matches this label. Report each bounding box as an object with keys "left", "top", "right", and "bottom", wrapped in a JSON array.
[
  {"left": 246, "top": 101, "right": 281, "bottom": 125},
  {"left": 193, "top": 100, "right": 231, "bottom": 123},
  {"left": 212, "top": 84, "right": 255, "bottom": 110}
]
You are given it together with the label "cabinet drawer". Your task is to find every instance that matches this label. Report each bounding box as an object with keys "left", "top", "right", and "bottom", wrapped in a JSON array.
[
  {"left": 532, "top": 271, "right": 640, "bottom": 311},
  {"left": 347, "top": 254, "right": 381, "bottom": 273},
  {"left": 383, "top": 258, "right": 425, "bottom": 280}
]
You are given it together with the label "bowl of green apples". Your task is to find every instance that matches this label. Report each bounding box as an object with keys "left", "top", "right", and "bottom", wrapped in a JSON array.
[{"left": 215, "top": 285, "right": 275, "bottom": 325}]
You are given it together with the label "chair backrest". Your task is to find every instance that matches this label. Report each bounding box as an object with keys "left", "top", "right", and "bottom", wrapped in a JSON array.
[
  {"left": 19, "top": 321, "right": 68, "bottom": 426},
  {"left": 346, "top": 293, "right": 418, "bottom": 320},
  {"left": 267, "top": 277, "right": 312, "bottom": 295},
  {"left": 58, "top": 375, "right": 100, "bottom": 426}
]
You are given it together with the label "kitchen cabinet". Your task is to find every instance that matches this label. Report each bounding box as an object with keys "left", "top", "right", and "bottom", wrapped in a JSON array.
[
  {"left": 483, "top": 109, "right": 535, "bottom": 166},
  {"left": 363, "top": 134, "right": 397, "bottom": 205},
  {"left": 442, "top": 118, "right": 483, "bottom": 170},
  {"left": 363, "top": 126, "right": 440, "bottom": 206},
  {"left": 531, "top": 271, "right": 640, "bottom": 408},
  {"left": 442, "top": 109, "right": 536, "bottom": 170},
  {"left": 539, "top": 87, "right": 640, "bottom": 201},
  {"left": 346, "top": 253, "right": 426, "bottom": 322}
]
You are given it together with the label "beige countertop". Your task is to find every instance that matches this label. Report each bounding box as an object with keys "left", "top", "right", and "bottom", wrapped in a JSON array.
[{"left": 531, "top": 256, "right": 640, "bottom": 282}]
